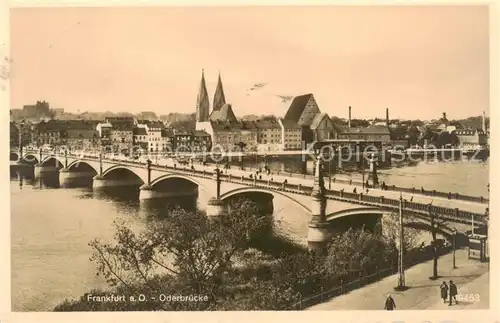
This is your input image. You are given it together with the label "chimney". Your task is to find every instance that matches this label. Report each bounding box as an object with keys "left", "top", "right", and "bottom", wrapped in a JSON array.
[
  {"left": 442, "top": 112, "right": 447, "bottom": 120},
  {"left": 386, "top": 108, "right": 389, "bottom": 125},
  {"left": 348, "top": 106, "right": 352, "bottom": 128},
  {"left": 482, "top": 111, "right": 486, "bottom": 132}
]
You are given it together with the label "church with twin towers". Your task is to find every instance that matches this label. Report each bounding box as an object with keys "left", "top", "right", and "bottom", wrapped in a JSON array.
[{"left": 195, "top": 69, "right": 237, "bottom": 125}]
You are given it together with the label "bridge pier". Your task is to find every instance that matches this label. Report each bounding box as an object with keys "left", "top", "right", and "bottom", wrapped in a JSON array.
[
  {"left": 139, "top": 184, "right": 199, "bottom": 200},
  {"left": 307, "top": 154, "right": 331, "bottom": 253},
  {"left": 59, "top": 168, "right": 97, "bottom": 186},
  {"left": 92, "top": 175, "right": 143, "bottom": 189},
  {"left": 34, "top": 164, "right": 59, "bottom": 176}
]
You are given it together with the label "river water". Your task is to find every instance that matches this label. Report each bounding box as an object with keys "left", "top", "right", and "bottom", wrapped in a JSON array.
[{"left": 10, "top": 159, "right": 489, "bottom": 311}]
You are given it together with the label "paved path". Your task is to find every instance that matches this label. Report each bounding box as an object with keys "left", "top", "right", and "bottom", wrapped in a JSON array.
[{"left": 308, "top": 249, "right": 489, "bottom": 310}]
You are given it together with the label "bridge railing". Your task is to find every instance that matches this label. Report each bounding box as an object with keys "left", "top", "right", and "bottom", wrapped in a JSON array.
[
  {"left": 52, "top": 154, "right": 487, "bottom": 225},
  {"left": 34, "top": 151, "right": 488, "bottom": 204}
]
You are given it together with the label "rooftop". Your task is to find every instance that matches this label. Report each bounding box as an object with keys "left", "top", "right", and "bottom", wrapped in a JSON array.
[{"left": 283, "top": 93, "right": 314, "bottom": 123}]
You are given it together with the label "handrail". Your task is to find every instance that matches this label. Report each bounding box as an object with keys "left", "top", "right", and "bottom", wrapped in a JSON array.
[{"left": 41, "top": 153, "right": 487, "bottom": 225}]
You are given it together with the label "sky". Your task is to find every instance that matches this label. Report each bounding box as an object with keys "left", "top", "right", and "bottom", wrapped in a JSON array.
[{"left": 9, "top": 6, "right": 489, "bottom": 120}]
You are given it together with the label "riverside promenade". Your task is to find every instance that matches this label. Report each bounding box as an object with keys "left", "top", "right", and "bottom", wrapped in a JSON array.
[{"left": 308, "top": 249, "right": 489, "bottom": 310}]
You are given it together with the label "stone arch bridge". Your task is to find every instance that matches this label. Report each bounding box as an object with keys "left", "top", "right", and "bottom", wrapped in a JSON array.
[{"left": 12, "top": 150, "right": 487, "bottom": 251}]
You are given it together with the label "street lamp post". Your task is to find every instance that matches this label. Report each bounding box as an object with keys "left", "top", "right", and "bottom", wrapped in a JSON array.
[
  {"left": 328, "top": 145, "right": 332, "bottom": 190},
  {"left": 146, "top": 159, "right": 152, "bottom": 186},
  {"left": 452, "top": 228, "right": 457, "bottom": 269},
  {"left": 361, "top": 148, "right": 365, "bottom": 189},
  {"left": 18, "top": 120, "right": 25, "bottom": 161},
  {"left": 395, "top": 193, "right": 406, "bottom": 291},
  {"left": 215, "top": 166, "right": 221, "bottom": 199},
  {"left": 99, "top": 152, "right": 103, "bottom": 176}
]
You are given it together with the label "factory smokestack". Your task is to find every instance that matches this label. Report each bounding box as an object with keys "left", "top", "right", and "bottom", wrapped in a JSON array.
[
  {"left": 348, "top": 106, "right": 352, "bottom": 128},
  {"left": 386, "top": 108, "right": 389, "bottom": 126}
]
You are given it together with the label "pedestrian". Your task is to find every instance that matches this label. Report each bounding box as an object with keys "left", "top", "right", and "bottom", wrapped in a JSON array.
[
  {"left": 449, "top": 280, "right": 458, "bottom": 306},
  {"left": 353, "top": 187, "right": 357, "bottom": 194},
  {"left": 366, "top": 188, "right": 369, "bottom": 194},
  {"left": 410, "top": 196, "right": 414, "bottom": 202},
  {"left": 384, "top": 294, "right": 396, "bottom": 310},
  {"left": 440, "top": 281, "right": 448, "bottom": 303},
  {"left": 421, "top": 186, "right": 425, "bottom": 194}
]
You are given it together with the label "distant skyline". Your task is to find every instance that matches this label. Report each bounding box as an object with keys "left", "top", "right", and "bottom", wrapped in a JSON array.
[{"left": 10, "top": 6, "right": 489, "bottom": 120}]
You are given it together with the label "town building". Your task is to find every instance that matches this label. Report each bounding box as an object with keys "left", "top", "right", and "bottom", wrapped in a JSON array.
[
  {"left": 161, "top": 129, "right": 175, "bottom": 153},
  {"left": 278, "top": 118, "right": 302, "bottom": 150},
  {"left": 211, "top": 120, "right": 258, "bottom": 152},
  {"left": 310, "top": 112, "right": 341, "bottom": 141},
  {"left": 137, "top": 120, "right": 165, "bottom": 153},
  {"left": 96, "top": 121, "right": 113, "bottom": 149},
  {"left": 173, "top": 130, "right": 193, "bottom": 152},
  {"left": 337, "top": 125, "right": 391, "bottom": 145},
  {"left": 282, "top": 93, "right": 339, "bottom": 144},
  {"left": 35, "top": 120, "right": 66, "bottom": 147},
  {"left": 454, "top": 128, "right": 487, "bottom": 147},
  {"left": 193, "top": 130, "right": 212, "bottom": 152},
  {"left": 106, "top": 117, "right": 135, "bottom": 154},
  {"left": 254, "top": 118, "right": 283, "bottom": 152},
  {"left": 133, "top": 126, "right": 148, "bottom": 152},
  {"left": 65, "top": 120, "right": 99, "bottom": 150}
]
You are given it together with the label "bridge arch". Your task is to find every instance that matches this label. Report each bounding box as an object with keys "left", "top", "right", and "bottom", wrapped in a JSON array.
[
  {"left": 40, "top": 156, "right": 65, "bottom": 167},
  {"left": 10, "top": 152, "right": 19, "bottom": 161},
  {"left": 326, "top": 207, "right": 385, "bottom": 222},
  {"left": 101, "top": 165, "right": 146, "bottom": 184},
  {"left": 326, "top": 207, "right": 455, "bottom": 237},
  {"left": 150, "top": 174, "right": 211, "bottom": 194},
  {"left": 67, "top": 160, "right": 99, "bottom": 173},
  {"left": 23, "top": 153, "right": 39, "bottom": 164},
  {"left": 219, "top": 187, "right": 311, "bottom": 214}
]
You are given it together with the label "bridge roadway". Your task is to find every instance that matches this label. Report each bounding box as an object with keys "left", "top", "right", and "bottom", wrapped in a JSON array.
[
  {"left": 11, "top": 149, "right": 488, "bottom": 217},
  {"left": 11, "top": 149, "right": 489, "bottom": 205},
  {"left": 28, "top": 151, "right": 485, "bottom": 221}
]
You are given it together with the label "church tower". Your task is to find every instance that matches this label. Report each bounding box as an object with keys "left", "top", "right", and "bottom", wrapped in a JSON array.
[
  {"left": 196, "top": 69, "right": 210, "bottom": 122},
  {"left": 212, "top": 72, "right": 226, "bottom": 112}
]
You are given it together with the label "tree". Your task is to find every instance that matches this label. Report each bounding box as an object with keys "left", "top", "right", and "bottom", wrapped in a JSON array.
[
  {"left": 87, "top": 197, "right": 268, "bottom": 310},
  {"left": 380, "top": 211, "right": 420, "bottom": 255},
  {"left": 324, "top": 227, "right": 391, "bottom": 279},
  {"left": 407, "top": 126, "right": 421, "bottom": 146},
  {"left": 419, "top": 128, "right": 438, "bottom": 147}
]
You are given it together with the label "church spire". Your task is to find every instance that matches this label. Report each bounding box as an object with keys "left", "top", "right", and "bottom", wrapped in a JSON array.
[
  {"left": 212, "top": 71, "right": 226, "bottom": 112},
  {"left": 196, "top": 69, "right": 210, "bottom": 122}
]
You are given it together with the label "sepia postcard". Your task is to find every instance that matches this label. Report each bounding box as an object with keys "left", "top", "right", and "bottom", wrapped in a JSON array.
[{"left": 1, "top": 2, "right": 498, "bottom": 323}]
